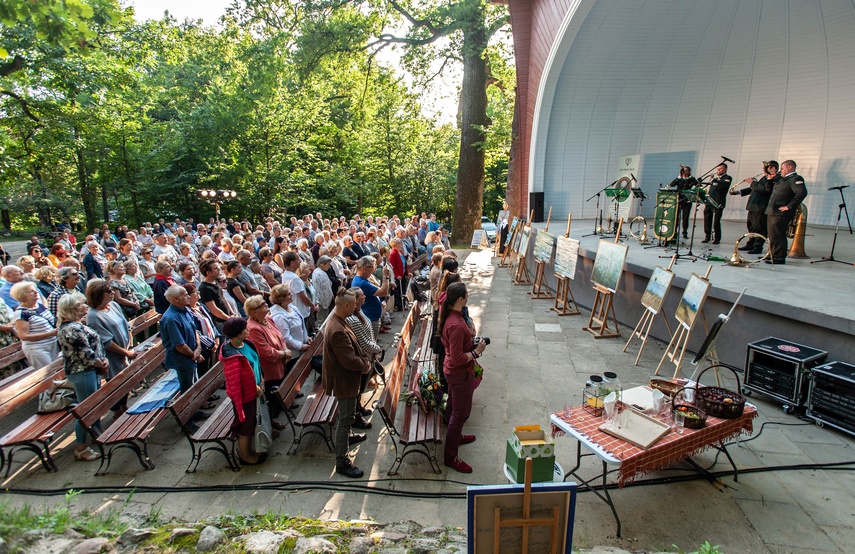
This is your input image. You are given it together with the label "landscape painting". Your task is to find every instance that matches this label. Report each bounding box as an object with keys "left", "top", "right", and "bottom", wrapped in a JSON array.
[
  {"left": 675, "top": 274, "right": 710, "bottom": 329},
  {"left": 505, "top": 217, "right": 519, "bottom": 249},
  {"left": 519, "top": 227, "right": 532, "bottom": 257},
  {"left": 590, "top": 241, "right": 628, "bottom": 293},
  {"left": 554, "top": 237, "right": 580, "bottom": 279},
  {"left": 641, "top": 267, "right": 675, "bottom": 314},
  {"left": 533, "top": 231, "right": 556, "bottom": 263}
]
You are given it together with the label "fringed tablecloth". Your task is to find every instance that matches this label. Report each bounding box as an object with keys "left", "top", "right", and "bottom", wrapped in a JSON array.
[{"left": 551, "top": 405, "right": 757, "bottom": 487}]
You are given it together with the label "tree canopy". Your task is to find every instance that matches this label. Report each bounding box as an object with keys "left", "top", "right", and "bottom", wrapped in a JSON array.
[{"left": 0, "top": 0, "right": 515, "bottom": 235}]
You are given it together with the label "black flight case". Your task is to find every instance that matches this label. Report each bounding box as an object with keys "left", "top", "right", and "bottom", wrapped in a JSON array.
[
  {"left": 807, "top": 361, "right": 855, "bottom": 438},
  {"left": 743, "top": 337, "right": 827, "bottom": 413}
]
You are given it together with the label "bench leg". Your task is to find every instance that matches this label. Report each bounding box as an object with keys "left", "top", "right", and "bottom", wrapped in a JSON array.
[
  {"left": 288, "top": 424, "right": 336, "bottom": 455},
  {"left": 188, "top": 439, "right": 241, "bottom": 473},
  {"left": 95, "top": 441, "right": 154, "bottom": 476},
  {"left": 3, "top": 443, "right": 56, "bottom": 478}
]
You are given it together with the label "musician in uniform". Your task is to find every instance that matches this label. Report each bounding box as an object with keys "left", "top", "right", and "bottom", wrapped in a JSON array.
[
  {"left": 702, "top": 163, "right": 731, "bottom": 244},
  {"left": 764, "top": 160, "right": 807, "bottom": 264},
  {"left": 730, "top": 161, "right": 778, "bottom": 254},
  {"left": 668, "top": 165, "right": 698, "bottom": 239}
]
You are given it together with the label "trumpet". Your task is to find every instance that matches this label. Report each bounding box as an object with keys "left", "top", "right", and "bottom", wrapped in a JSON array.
[{"left": 730, "top": 162, "right": 772, "bottom": 194}]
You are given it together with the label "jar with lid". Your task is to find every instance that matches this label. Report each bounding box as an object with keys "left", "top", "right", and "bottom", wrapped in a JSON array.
[
  {"left": 602, "top": 371, "right": 622, "bottom": 402},
  {"left": 583, "top": 375, "right": 605, "bottom": 414}
]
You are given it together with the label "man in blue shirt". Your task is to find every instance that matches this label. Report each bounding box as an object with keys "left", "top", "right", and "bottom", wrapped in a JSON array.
[
  {"left": 160, "top": 285, "right": 203, "bottom": 394},
  {"left": 351, "top": 257, "right": 390, "bottom": 339}
]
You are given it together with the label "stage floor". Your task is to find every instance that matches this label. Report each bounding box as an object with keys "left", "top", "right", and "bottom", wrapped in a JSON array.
[{"left": 528, "top": 217, "right": 855, "bottom": 338}]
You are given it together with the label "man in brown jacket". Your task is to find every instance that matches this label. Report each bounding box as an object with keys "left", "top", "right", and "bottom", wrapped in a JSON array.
[{"left": 323, "top": 288, "right": 373, "bottom": 478}]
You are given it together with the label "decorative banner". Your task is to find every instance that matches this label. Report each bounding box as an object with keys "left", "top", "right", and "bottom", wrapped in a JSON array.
[
  {"left": 519, "top": 227, "right": 532, "bottom": 257},
  {"left": 675, "top": 274, "right": 711, "bottom": 330},
  {"left": 641, "top": 267, "right": 675, "bottom": 314},
  {"left": 616, "top": 155, "right": 640, "bottom": 220},
  {"left": 553, "top": 237, "right": 579, "bottom": 280},
  {"left": 590, "top": 240, "right": 629, "bottom": 293},
  {"left": 533, "top": 230, "right": 556, "bottom": 263}
]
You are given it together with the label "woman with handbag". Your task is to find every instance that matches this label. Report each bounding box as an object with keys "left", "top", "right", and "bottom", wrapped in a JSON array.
[
  {"left": 439, "top": 282, "right": 487, "bottom": 474},
  {"left": 244, "top": 295, "right": 290, "bottom": 431},
  {"left": 56, "top": 293, "right": 109, "bottom": 462},
  {"left": 219, "top": 317, "right": 268, "bottom": 466}
]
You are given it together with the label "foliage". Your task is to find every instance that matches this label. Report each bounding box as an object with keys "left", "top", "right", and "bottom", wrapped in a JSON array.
[
  {"left": 672, "top": 541, "right": 723, "bottom": 554},
  {"left": 0, "top": 0, "right": 514, "bottom": 231}
]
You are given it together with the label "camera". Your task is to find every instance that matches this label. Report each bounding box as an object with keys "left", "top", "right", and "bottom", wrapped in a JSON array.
[{"left": 474, "top": 337, "right": 491, "bottom": 346}]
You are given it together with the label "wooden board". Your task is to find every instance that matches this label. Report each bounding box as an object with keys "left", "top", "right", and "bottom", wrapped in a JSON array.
[
  {"left": 553, "top": 237, "right": 579, "bottom": 280},
  {"left": 599, "top": 408, "right": 671, "bottom": 449}
]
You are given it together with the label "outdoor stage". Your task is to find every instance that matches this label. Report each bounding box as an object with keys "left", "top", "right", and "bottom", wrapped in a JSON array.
[{"left": 524, "top": 218, "right": 855, "bottom": 370}]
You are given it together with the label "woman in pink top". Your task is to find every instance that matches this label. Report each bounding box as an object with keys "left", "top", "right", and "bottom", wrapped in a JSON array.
[{"left": 244, "top": 295, "right": 291, "bottom": 430}]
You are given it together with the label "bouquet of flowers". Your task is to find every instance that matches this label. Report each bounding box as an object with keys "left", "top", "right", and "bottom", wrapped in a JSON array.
[
  {"left": 418, "top": 370, "right": 447, "bottom": 412},
  {"left": 474, "top": 361, "right": 484, "bottom": 389}
]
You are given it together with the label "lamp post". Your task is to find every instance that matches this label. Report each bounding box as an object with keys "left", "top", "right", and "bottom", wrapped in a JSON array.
[{"left": 198, "top": 189, "right": 237, "bottom": 223}]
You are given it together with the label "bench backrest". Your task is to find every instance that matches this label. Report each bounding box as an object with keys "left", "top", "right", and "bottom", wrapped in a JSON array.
[
  {"left": 129, "top": 310, "right": 161, "bottom": 341},
  {"left": 379, "top": 340, "right": 410, "bottom": 425},
  {"left": 71, "top": 336, "right": 165, "bottom": 429},
  {"left": 170, "top": 361, "right": 225, "bottom": 427},
  {"left": 276, "top": 333, "right": 324, "bottom": 410},
  {"left": 411, "top": 253, "right": 427, "bottom": 272},
  {"left": 0, "top": 359, "right": 65, "bottom": 419},
  {"left": 0, "top": 342, "right": 26, "bottom": 371}
]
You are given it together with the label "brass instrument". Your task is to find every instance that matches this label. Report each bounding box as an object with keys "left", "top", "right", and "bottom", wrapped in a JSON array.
[
  {"left": 727, "top": 233, "right": 769, "bottom": 266},
  {"left": 730, "top": 161, "right": 772, "bottom": 194},
  {"left": 787, "top": 203, "right": 809, "bottom": 258},
  {"left": 628, "top": 216, "right": 649, "bottom": 244}
]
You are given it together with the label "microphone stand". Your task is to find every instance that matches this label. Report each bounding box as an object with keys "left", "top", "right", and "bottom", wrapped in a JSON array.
[
  {"left": 583, "top": 180, "right": 617, "bottom": 238},
  {"left": 811, "top": 186, "right": 853, "bottom": 266}
]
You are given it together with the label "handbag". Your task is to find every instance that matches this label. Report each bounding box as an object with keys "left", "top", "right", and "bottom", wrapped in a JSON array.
[
  {"left": 253, "top": 396, "right": 273, "bottom": 453},
  {"left": 37, "top": 379, "right": 78, "bottom": 413}
]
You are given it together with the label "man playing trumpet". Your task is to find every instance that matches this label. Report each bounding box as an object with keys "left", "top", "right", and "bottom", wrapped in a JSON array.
[
  {"left": 730, "top": 160, "right": 778, "bottom": 255},
  {"left": 702, "top": 163, "right": 732, "bottom": 244}
]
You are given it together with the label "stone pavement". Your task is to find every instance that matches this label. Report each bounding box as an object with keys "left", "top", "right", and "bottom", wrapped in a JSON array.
[{"left": 1, "top": 248, "right": 854, "bottom": 553}]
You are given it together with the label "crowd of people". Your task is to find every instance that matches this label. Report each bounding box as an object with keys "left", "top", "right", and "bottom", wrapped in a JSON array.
[{"left": 0, "top": 210, "right": 493, "bottom": 476}]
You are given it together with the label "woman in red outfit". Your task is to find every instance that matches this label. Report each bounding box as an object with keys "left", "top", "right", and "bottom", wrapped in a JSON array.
[
  {"left": 439, "top": 282, "right": 487, "bottom": 473},
  {"left": 219, "top": 317, "right": 266, "bottom": 465},
  {"left": 388, "top": 238, "right": 408, "bottom": 311},
  {"left": 244, "top": 295, "right": 291, "bottom": 428}
]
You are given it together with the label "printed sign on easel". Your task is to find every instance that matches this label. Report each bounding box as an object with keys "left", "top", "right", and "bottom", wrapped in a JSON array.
[{"left": 471, "top": 229, "right": 489, "bottom": 249}]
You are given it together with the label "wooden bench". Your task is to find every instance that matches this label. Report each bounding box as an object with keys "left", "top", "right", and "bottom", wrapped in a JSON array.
[
  {"left": 70, "top": 336, "right": 166, "bottom": 476},
  {"left": 375, "top": 301, "right": 443, "bottom": 475},
  {"left": 129, "top": 309, "right": 161, "bottom": 344},
  {"left": 169, "top": 361, "right": 239, "bottom": 473},
  {"left": 0, "top": 342, "right": 26, "bottom": 375},
  {"left": 285, "top": 334, "right": 340, "bottom": 455},
  {"left": 273, "top": 334, "right": 325, "bottom": 449},
  {"left": 0, "top": 359, "right": 68, "bottom": 477}
]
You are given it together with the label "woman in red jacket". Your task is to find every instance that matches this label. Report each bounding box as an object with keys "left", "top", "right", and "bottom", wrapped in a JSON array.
[
  {"left": 439, "top": 282, "right": 487, "bottom": 473},
  {"left": 219, "top": 317, "right": 267, "bottom": 465},
  {"left": 388, "top": 238, "right": 408, "bottom": 311},
  {"left": 244, "top": 295, "right": 291, "bottom": 429}
]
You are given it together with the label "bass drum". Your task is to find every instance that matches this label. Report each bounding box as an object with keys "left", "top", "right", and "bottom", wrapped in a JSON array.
[{"left": 653, "top": 190, "right": 679, "bottom": 241}]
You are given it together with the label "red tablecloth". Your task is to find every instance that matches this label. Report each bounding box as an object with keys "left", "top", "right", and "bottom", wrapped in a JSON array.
[{"left": 551, "top": 405, "right": 757, "bottom": 486}]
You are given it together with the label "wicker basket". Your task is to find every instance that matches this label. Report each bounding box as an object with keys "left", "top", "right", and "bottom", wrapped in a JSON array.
[
  {"left": 650, "top": 378, "right": 683, "bottom": 397},
  {"left": 696, "top": 365, "right": 746, "bottom": 419},
  {"left": 672, "top": 386, "right": 707, "bottom": 429}
]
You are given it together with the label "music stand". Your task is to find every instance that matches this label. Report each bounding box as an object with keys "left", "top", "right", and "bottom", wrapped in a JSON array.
[
  {"left": 583, "top": 181, "right": 617, "bottom": 238},
  {"left": 811, "top": 185, "right": 853, "bottom": 266},
  {"left": 604, "top": 187, "right": 629, "bottom": 238}
]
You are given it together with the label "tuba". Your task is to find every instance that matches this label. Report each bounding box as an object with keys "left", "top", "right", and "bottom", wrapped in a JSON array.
[
  {"left": 787, "top": 203, "right": 809, "bottom": 258},
  {"left": 727, "top": 233, "right": 769, "bottom": 266},
  {"left": 628, "top": 216, "right": 649, "bottom": 244}
]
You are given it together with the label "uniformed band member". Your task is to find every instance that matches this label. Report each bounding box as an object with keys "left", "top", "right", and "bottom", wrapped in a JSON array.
[
  {"left": 764, "top": 160, "right": 807, "bottom": 264},
  {"left": 702, "top": 163, "right": 731, "bottom": 244},
  {"left": 668, "top": 165, "right": 698, "bottom": 239},
  {"left": 730, "top": 161, "right": 778, "bottom": 254}
]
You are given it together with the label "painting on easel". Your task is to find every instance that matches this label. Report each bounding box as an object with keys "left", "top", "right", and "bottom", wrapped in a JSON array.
[
  {"left": 641, "top": 267, "right": 675, "bottom": 314},
  {"left": 533, "top": 231, "right": 556, "bottom": 263},
  {"left": 519, "top": 227, "right": 532, "bottom": 257},
  {"left": 512, "top": 223, "right": 525, "bottom": 252},
  {"left": 590, "top": 241, "right": 628, "bottom": 293},
  {"left": 554, "top": 237, "right": 580, "bottom": 280},
  {"left": 675, "top": 274, "right": 710, "bottom": 329},
  {"left": 506, "top": 217, "right": 520, "bottom": 249}
]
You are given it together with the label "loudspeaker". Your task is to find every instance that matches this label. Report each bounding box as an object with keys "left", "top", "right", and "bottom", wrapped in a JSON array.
[{"left": 529, "top": 192, "right": 545, "bottom": 223}]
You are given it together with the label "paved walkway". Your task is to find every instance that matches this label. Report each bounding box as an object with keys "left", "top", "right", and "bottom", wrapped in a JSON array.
[{"left": 2, "top": 249, "right": 854, "bottom": 553}]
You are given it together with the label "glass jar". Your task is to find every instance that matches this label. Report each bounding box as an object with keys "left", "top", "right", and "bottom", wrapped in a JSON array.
[{"left": 602, "top": 371, "right": 622, "bottom": 402}]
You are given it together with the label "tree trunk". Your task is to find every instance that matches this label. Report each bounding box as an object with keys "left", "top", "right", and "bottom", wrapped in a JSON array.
[
  {"left": 101, "top": 182, "right": 109, "bottom": 223},
  {"left": 1, "top": 209, "right": 10, "bottom": 232},
  {"left": 74, "top": 140, "right": 97, "bottom": 231},
  {"left": 451, "top": 18, "right": 489, "bottom": 245},
  {"left": 505, "top": 89, "right": 522, "bottom": 218}
]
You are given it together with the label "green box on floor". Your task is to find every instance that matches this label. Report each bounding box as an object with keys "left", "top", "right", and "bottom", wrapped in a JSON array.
[{"left": 505, "top": 440, "right": 556, "bottom": 483}]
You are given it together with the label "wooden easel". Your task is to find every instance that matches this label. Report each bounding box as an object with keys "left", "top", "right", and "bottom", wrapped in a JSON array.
[
  {"left": 513, "top": 210, "right": 534, "bottom": 285},
  {"left": 530, "top": 207, "right": 554, "bottom": 299},
  {"left": 623, "top": 255, "right": 675, "bottom": 365},
  {"left": 583, "top": 220, "right": 623, "bottom": 339},
  {"left": 493, "top": 458, "right": 561, "bottom": 554},
  {"left": 655, "top": 265, "right": 713, "bottom": 378},
  {"left": 551, "top": 214, "right": 580, "bottom": 316}
]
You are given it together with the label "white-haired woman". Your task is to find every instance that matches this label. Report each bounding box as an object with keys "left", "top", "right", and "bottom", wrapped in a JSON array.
[
  {"left": 11, "top": 281, "right": 58, "bottom": 369},
  {"left": 56, "top": 293, "right": 108, "bottom": 461}
]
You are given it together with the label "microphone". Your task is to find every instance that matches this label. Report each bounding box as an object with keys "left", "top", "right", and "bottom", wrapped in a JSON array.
[
  {"left": 721, "top": 156, "right": 735, "bottom": 164},
  {"left": 828, "top": 185, "right": 850, "bottom": 191},
  {"left": 630, "top": 173, "right": 637, "bottom": 182}
]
